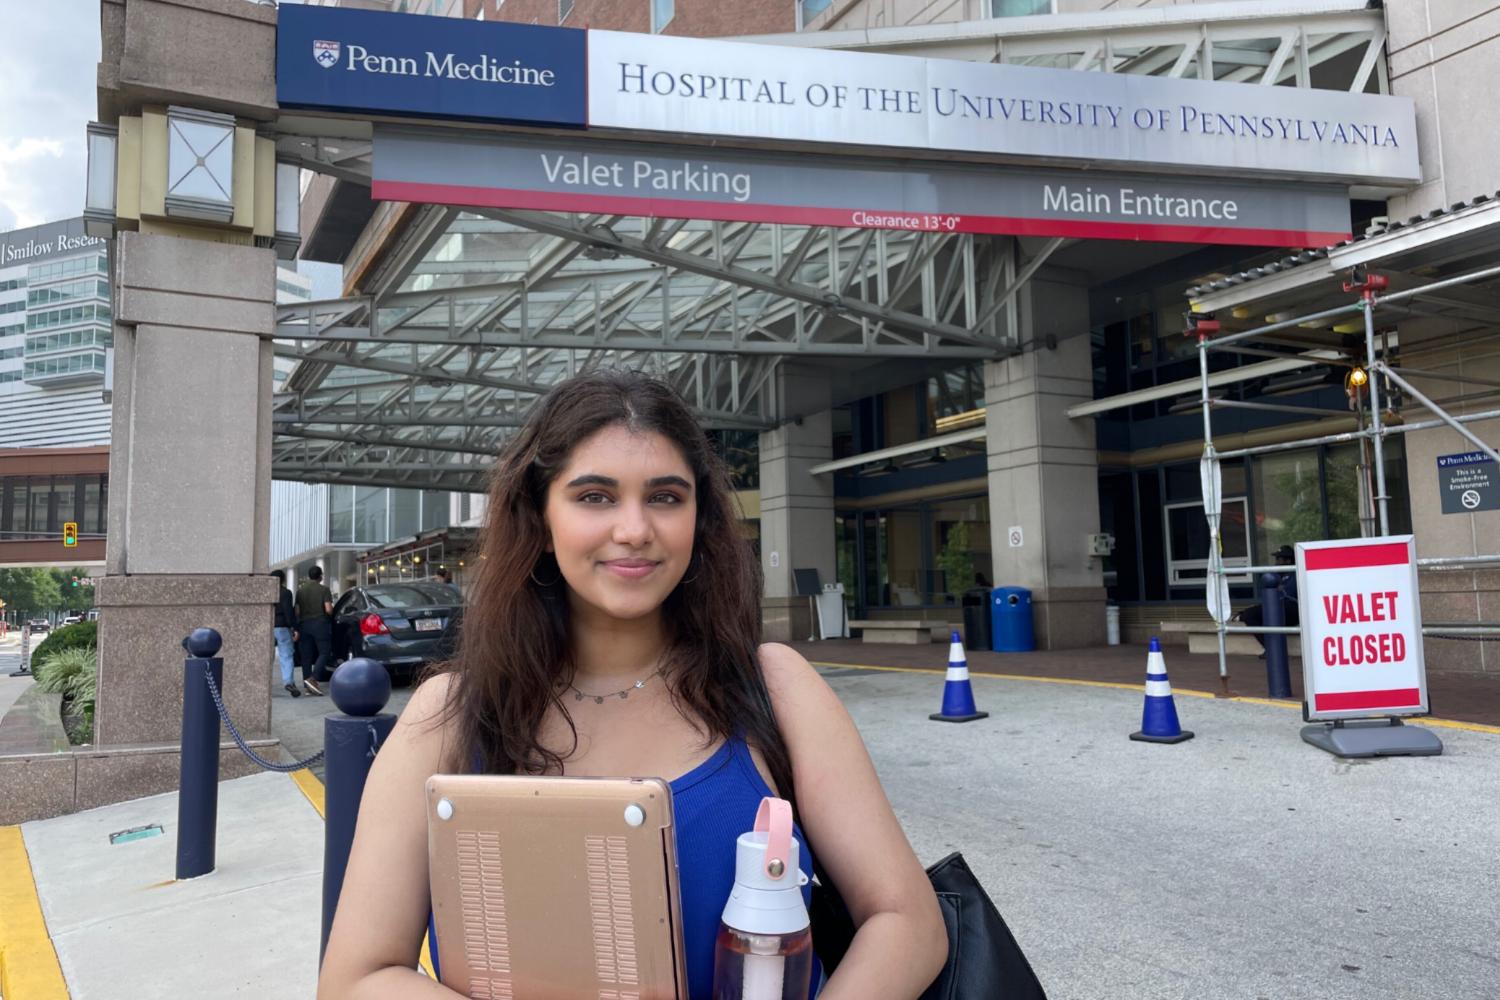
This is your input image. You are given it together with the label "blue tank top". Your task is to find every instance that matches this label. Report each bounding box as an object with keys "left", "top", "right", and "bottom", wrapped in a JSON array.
[{"left": 428, "top": 736, "right": 822, "bottom": 998}]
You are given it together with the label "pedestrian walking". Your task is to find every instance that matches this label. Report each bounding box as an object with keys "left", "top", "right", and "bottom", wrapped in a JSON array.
[
  {"left": 295, "top": 565, "right": 335, "bottom": 695},
  {"left": 271, "top": 569, "right": 300, "bottom": 698},
  {"left": 433, "top": 566, "right": 452, "bottom": 586}
]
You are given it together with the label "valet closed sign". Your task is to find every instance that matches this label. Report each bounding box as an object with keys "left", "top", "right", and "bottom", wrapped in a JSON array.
[{"left": 1296, "top": 536, "right": 1427, "bottom": 720}]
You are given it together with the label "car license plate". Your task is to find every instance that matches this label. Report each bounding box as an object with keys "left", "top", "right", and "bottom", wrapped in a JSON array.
[{"left": 415, "top": 618, "right": 442, "bottom": 632}]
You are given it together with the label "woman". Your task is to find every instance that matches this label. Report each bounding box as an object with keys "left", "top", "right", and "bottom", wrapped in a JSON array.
[{"left": 318, "top": 371, "right": 946, "bottom": 999}]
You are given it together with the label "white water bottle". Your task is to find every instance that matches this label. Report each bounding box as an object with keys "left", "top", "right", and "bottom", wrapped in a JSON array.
[{"left": 711, "top": 797, "right": 814, "bottom": 1000}]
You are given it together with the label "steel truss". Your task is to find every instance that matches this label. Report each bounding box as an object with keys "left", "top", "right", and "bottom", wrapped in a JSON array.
[
  {"left": 271, "top": 0, "right": 1387, "bottom": 490},
  {"left": 273, "top": 198, "right": 1037, "bottom": 490},
  {"left": 1193, "top": 261, "right": 1500, "bottom": 690},
  {"left": 778, "top": 0, "right": 1387, "bottom": 94}
]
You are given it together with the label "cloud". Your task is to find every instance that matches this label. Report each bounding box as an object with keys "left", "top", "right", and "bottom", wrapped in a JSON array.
[{"left": 0, "top": 1, "right": 100, "bottom": 230}]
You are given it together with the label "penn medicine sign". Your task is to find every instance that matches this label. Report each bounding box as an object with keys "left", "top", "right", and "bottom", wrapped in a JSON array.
[
  {"left": 1297, "top": 537, "right": 1428, "bottom": 721},
  {"left": 324, "top": 44, "right": 558, "bottom": 88}
]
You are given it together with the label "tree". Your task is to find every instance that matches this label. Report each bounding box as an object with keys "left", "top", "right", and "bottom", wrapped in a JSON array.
[
  {"left": 49, "top": 568, "right": 97, "bottom": 613},
  {"left": 0, "top": 568, "right": 62, "bottom": 619}
]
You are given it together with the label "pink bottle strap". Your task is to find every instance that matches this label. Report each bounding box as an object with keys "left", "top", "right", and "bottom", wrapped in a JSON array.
[{"left": 753, "top": 797, "right": 794, "bottom": 881}]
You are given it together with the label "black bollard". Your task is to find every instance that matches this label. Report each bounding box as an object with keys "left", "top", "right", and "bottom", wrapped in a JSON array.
[
  {"left": 321, "top": 657, "right": 396, "bottom": 963},
  {"left": 1260, "top": 573, "right": 1293, "bottom": 699},
  {"left": 176, "top": 628, "right": 224, "bottom": 880}
]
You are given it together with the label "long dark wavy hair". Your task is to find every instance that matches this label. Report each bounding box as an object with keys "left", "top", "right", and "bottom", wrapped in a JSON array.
[{"left": 439, "top": 369, "right": 796, "bottom": 800}]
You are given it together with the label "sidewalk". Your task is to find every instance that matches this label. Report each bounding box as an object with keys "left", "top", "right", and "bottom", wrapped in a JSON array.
[
  {"left": 5, "top": 771, "right": 323, "bottom": 1000},
  {"left": 4, "top": 660, "right": 1498, "bottom": 998}
]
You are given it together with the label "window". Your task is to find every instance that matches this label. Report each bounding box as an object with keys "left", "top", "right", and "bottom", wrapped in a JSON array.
[
  {"left": 651, "top": 0, "right": 673, "bottom": 32},
  {"left": 927, "top": 364, "right": 984, "bottom": 433},
  {"left": 83, "top": 478, "right": 104, "bottom": 534},
  {"left": 421, "top": 490, "right": 449, "bottom": 532},
  {"left": 1252, "top": 448, "right": 1321, "bottom": 554},
  {"left": 992, "top": 0, "right": 1051, "bottom": 15},
  {"left": 558, "top": 0, "right": 573, "bottom": 22},
  {"left": 798, "top": 0, "right": 832, "bottom": 28},
  {"left": 329, "top": 485, "right": 354, "bottom": 544},
  {"left": 929, "top": 498, "right": 991, "bottom": 603},
  {"left": 1165, "top": 498, "right": 1251, "bottom": 586},
  {"left": 354, "top": 486, "right": 388, "bottom": 544},
  {"left": 390, "top": 489, "right": 421, "bottom": 540}
]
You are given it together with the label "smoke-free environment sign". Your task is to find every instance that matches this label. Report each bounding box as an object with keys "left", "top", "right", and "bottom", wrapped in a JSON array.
[
  {"left": 1436, "top": 451, "right": 1499, "bottom": 515},
  {"left": 1296, "top": 536, "right": 1427, "bottom": 721}
]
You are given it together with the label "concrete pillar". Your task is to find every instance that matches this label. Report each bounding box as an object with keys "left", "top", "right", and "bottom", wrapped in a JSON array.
[
  {"left": 758, "top": 367, "right": 835, "bottom": 643},
  {"left": 984, "top": 273, "right": 1106, "bottom": 649},
  {"left": 95, "top": 233, "right": 278, "bottom": 745},
  {"left": 1397, "top": 337, "right": 1500, "bottom": 673}
]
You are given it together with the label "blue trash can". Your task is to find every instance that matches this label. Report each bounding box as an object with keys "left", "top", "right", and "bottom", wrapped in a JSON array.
[{"left": 990, "top": 587, "right": 1035, "bottom": 653}]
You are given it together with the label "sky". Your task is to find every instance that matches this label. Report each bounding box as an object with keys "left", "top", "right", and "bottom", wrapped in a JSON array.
[
  {"left": 0, "top": 0, "right": 340, "bottom": 296},
  {"left": 0, "top": 0, "right": 99, "bottom": 232}
]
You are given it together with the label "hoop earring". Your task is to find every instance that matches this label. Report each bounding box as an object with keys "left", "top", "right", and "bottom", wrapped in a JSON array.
[
  {"left": 530, "top": 561, "right": 562, "bottom": 587},
  {"left": 678, "top": 554, "right": 701, "bottom": 586}
]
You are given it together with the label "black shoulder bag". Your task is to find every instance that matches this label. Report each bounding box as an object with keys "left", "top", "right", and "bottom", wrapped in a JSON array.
[
  {"left": 749, "top": 671, "right": 1044, "bottom": 997},
  {"left": 808, "top": 851, "right": 1048, "bottom": 1000}
]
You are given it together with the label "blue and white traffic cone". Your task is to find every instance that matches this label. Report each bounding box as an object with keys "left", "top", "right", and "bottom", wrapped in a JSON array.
[
  {"left": 930, "top": 631, "right": 989, "bottom": 723},
  {"left": 1129, "top": 636, "right": 1194, "bottom": 744}
]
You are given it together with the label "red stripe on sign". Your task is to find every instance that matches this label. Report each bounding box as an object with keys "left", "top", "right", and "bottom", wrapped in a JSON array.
[
  {"left": 1314, "top": 688, "right": 1423, "bottom": 712},
  {"left": 370, "top": 180, "right": 1348, "bottom": 249},
  {"left": 1303, "top": 542, "right": 1410, "bottom": 571}
]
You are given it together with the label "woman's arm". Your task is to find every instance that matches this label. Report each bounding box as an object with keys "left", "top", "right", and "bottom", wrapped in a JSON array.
[
  {"left": 759, "top": 644, "right": 948, "bottom": 1000},
  {"left": 317, "top": 674, "right": 465, "bottom": 999}
]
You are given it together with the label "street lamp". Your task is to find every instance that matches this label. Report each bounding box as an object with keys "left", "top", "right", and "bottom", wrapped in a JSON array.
[
  {"left": 164, "top": 107, "right": 236, "bottom": 224},
  {"left": 84, "top": 123, "right": 118, "bottom": 238},
  {"left": 274, "top": 159, "right": 302, "bottom": 261}
]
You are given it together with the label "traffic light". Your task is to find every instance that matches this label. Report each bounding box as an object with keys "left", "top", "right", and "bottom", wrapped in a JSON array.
[
  {"left": 70, "top": 576, "right": 79, "bottom": 588},
  {"left": 62, "top": 522, "right": 78, "bottom": 548}
]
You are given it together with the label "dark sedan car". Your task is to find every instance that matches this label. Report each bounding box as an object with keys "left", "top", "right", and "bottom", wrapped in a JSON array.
[{"left": 329, "top": 582, "right": 463, "bottom": 684}]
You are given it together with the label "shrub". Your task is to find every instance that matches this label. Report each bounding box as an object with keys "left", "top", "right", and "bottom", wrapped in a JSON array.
[
  {"left": 31, "top": 620, "right": 96, "bottom": 668},
  {"left": 34, "top": 647, "right": 98, "bottom": 745},
  {"left": 35, "top": 647, "right": 96, "bottom": 699}
]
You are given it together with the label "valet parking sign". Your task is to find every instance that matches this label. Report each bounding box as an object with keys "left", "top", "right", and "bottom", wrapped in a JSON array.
[{"left": 1297, "top": 536, "right": 1428, "bottom": 721}]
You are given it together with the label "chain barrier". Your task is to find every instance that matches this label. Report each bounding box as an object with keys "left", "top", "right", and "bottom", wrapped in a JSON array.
[
  {"left": 1425, "top": 633, "right": 1499, "bottom": 642},
  {"left": 202, "top": 662, "right": 327, "bottom": 773}
]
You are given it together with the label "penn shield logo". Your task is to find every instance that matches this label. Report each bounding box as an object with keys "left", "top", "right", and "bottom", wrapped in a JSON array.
[{"left": 313, "top": 40, "right": 340, "bottom": 69}]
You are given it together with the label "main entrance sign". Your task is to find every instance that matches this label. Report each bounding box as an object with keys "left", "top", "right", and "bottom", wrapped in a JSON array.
[
  {"left": 276, "top": 5, "right": 586, "bottom": 127},
  {"left": 372, "top": 128, "right": 1351, "bottom": 246}
]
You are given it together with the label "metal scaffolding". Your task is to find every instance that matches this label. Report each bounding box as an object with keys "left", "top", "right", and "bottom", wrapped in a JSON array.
[{"left": 1193, "top": 260, "right": 1500, "bottom": 692}]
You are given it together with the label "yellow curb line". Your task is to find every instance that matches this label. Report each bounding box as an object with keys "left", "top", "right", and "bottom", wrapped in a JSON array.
[
  {"left": 288, "top": 770, "right": 437, "bottom": 980},
  {"left": 809, "top": 661, "right": 1500, "bottom": 735},
  {"left": 0, "top": 826, "right": 69, "bottom": 1000}
]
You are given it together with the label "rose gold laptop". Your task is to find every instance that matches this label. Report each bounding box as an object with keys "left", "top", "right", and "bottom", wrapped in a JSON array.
[{"left": 426, "top": 774, "right": 688, "bottom": 1000}]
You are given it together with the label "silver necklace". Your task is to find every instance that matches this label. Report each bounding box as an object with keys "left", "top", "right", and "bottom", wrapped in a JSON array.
[{"left": 567, "top": 667, "right": 663, "bottom": 704}]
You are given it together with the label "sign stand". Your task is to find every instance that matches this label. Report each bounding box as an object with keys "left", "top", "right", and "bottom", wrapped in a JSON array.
[
  {"left": 8, "top": 626, "right": 32, "bottom": 678},
  {"left": 1301, "top": 718, "right": 1442, "bottom": 758},
  {"left": 792, "top": 568, "right": 822, "bottom": 642},
  {"left": 1295, "top": 536, "right": 1442, "bottom": 759}
]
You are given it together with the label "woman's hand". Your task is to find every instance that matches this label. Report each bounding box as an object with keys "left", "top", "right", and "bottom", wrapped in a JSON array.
[{"left": 759, "top": 644, "right": 949, "bottom": 999}]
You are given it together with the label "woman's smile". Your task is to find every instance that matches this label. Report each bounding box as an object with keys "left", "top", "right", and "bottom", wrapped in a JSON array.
[{"left": 601, "top": 557, "right": 661, "bottom": 579}]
